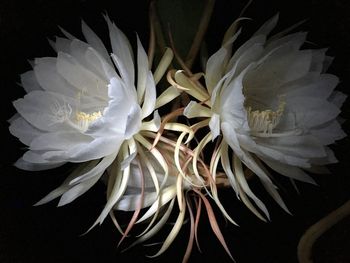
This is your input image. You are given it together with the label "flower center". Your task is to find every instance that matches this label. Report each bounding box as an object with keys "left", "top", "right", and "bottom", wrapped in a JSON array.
[
  {"left": 75, "top": 111, "right": 102, "bottom": 131},
  {"left": 246, "top": 98, "right": 286, "bottom": 135}
]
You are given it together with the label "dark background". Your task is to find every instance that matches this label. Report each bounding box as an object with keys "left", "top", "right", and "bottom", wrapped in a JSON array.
[{"left": 1, "top": 0, "right": 350, "bottom": 262}]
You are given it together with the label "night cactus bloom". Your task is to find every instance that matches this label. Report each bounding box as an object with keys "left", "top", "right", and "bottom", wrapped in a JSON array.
[
  {"left": 183, "top": 14, "right": 346, "bottom": 220},
  {"left": 9, "top": 16, "right": 175, "bottom": 223}
]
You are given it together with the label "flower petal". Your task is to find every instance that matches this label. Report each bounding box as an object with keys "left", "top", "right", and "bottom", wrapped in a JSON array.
[
  {"left": 42, "top": 135, "right": 123, "bottom": 163},
  {"left": 34, "top": 57, "right": 77, "bottom": 97},
  {"left": 81, "top": 20, "right": 111, "bottom": 65},
  {"left": 13, "top": 90, "right": 76, "bottom": 132},
  {"left": 261, "top": 157, "right": 316, "bottom": 184},
  {"left": 105, "top": 15, "right": 134, "bottom": 86},
  {"left": 56, "top": 52, "right": 108, "bottom": 100},
  {"left": 20, "top": 71, "right": 41, "bottom": 93},
  {"left": 9, "top": 116, "right": 43, "bottom": 145},
  {"left": 15, "top": 157, "right": 64, "bottom": 171}
]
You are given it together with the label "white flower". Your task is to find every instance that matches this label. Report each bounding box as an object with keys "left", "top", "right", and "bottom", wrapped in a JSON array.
[
  {"left": 184, "top": 14, "right": 346, "bottom": 219},
  {"left": 9, "top": 16, "right": 157, "bottom": 205}
]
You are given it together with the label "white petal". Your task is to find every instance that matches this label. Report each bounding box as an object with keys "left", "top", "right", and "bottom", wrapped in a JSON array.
[
  {"left": 34, "top": 57, "right": 77, "bottom": 97},
  {"left": 252, "top": 13, "right": 279, "bottom": 37},
  {"left": 183, "top": 101, "right": 212, "bottom": 118},
  {"left": 265, "top": 32, "right": 307, "bottom": 55},
  {"left": 59, "top": 26, "right": 76, "bottom": 40},
  {"left": 30, "top": 131, "right": 91, "bottom": 151},
  {"left": 141, "top": 72, "right": 156, "bottom": 119},
  {"left": 53, "top": 37, "right": 71, "bottom": 53},
  {"left": 35, "top": 160, "right": 99, "bottom": 205},
  {"left": 124, "top": 104, "right": 142, "bottom": 139},
  {"left": 209, "top": 113, "right": 221, "bottom": 140},
  {"left": 281, "top": 73, "right": 339, "bottom": 100},
  {"left": 261, "top": 157, "right": 316, "bottom": 184},
  {"left": 9, "top": 117, "right": 43, "bottom": 145},
  {"left": 115, "top": 192, "right": 157, "bottom": 211},
  {"left": 231, "top": 43, "right": 264, "bottom": 77},
  {"left": 68, "top": 153, "right": 117, "bottom": 185},
  {"left": 309, "top": 48, "right": 327, "bottom": 73},
  {"left": 311, "top": 120, "right": 346, "bottom": 145},
  {"left": 58, "top": 172, "right": 103, "bottom": 206},
  {"left": 244, "top": 48, "right": 312, "bottom": 95},
  {"left": 311, "top": 147, "right": 338, "bottom": 165},
  {"left": 227, "top": 35, "right": 265, "bottom": 71},
  {"left": 85, "top": 47, "right": 117, "bottom": 80},
  {"left": 120, "top": 151, "right": 137, "bottom": 170},
  {"left": 254, "top": 144, "right": 311, "bottom": 168},
  {"left": 219, "top": 64, "right": 254, "bottom": 127},
  {"left": 328, "top": 91, "right": 347, "bottom": 108},
  {"left": 136, "top": 34, "right": 149, "bottom": 103},
  {"left": 205, "top": 47, "right": 228, "bottom": 95},
  {"left": 69, "top": 39, "right": 104, "bottom": 77},
  {"left": 22, "top": 150, "right": 56, "bottom": 164},
  {"left": 43, "top": 135, "right": 123, "bottom": 163},
  {"left": 105, "top": 15, "right": 134, "bottom": 86},
  {"left": 257, "top": 135, "right": 327, "bottom": 159},
  {"left": 20, "top": 71, "right": 41, "bottom": 93},
  {"left": 322, "top": 56, "right": 334, "bottom": 72},
  {"left": 56, "top": 52, "right": 108, "bottom": 100},
  {"left": 285, "top": 96, "right": 341, "bottom": 127},
  {"left": 15, "top": 157, "right": 64, "bottom": 171},
  {"left": 85, "top": 80, "right": 130, "bottom": 138},
  {"left": 7, "top": 113, "right": 20, "bottom": 123},
  {"left": 81, "top": 20, "right": 111, "bottom": 65},
  {"left": 13, "top": 90, "right": 75, "bottom": 132}
]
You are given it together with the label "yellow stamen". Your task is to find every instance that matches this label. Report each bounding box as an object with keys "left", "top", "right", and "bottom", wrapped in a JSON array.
[
  {"left": 247, "top": 99, "right": 286, "bottom": 134},
  {"left": 75, "top": 111, "right": 102, "bottom": 130}
]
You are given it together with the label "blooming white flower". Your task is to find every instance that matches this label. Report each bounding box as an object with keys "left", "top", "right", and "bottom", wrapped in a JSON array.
[
  {"left": 9, "top": 16, "right": 158, "bottom": 206},
  {"left": 184, "top": 14, "right": 346, "bottom": 219}
]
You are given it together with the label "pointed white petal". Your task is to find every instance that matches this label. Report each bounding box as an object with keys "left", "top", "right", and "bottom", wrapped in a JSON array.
[
  {"left": 286, "top": 96, "right": 341, "bottom": 127},
  {"left": 209, "top": 113, "right": 221, "bottom": 140},
  {"left": 20, "top": 71, "right": 41, "bottom": 93},
  {"left": 105, "top": 15, "right": 134, "bottom": 86},
  {"left": 309, "top": 48, "right": 327, "bottom": 73},
  {"left": 34, "top": 57, "right": 77, "bottom": 97},
  {"left": 54, "top": 37, "right": 71, "bottom": 53},
  {"left": 261, "top": 157, "right": 316, "bottom": 184},
  {"left": 30, "top": 131, "right": 91, "bottom": 151},
  {"left": 328, "top": 91, "right": 347, "bottom": 108},
  {"left": 281, "top": 73, "right": 339, "bottom": 100},
  {"left": 183, "top": 101, "right": 212, "bottom": 118},
  {"left": 136, "top": 34, "right": 149, "bottom": 103},
  {"left": 13, "top": 90, "right": 75, "bottom": 132},
  {"left": 81, "top": 20, "right": 111, "bottom": 65},
  {"left": 68, "top": 153, "right": 116, "bottom": 185},
  {"left": 9, "top": 117, "right": 43, "bottom": 145},
  {"left": 253, "top": 13, "right": 279, "bottom": 37},
  {"left": 124, "top": 104, "right": 142, "bottom": 139},
  {"left": 35, "top": 160, "right": 98, "bottom": 204},
  {"left": 311, "top": 120, "right": 346, "bottom": 145},
  {"left": 141, "top": 72, "right": 156, "bottom": 119},
  {"left": 56, "top": 52, "right": 108, "bottom": 99},
  {"left": 58, "top": 171, "right": 103, "bottom": 206},
  {"left": 43, "top": 135, "right": 123, "bottom": 163},
  {"left": 15, "top": 157, "right": 64, "bottom": 171}
]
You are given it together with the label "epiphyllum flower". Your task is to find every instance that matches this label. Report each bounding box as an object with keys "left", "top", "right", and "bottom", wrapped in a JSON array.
[
  {"left": 9, "top": 16, "right": 174, "bottom": 217},
  {"left": 183, "top": 14, "right": 346, "bottom": 220}
]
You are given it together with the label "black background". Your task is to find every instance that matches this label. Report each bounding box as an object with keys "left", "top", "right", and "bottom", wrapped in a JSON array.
[{"left": 1, "top": 0, "right": 350, "bottom": 262}]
